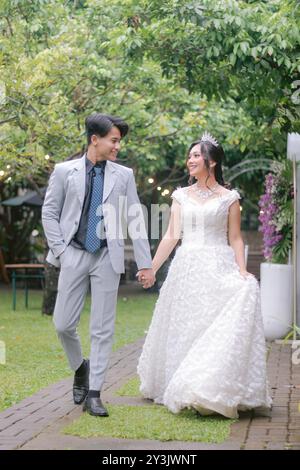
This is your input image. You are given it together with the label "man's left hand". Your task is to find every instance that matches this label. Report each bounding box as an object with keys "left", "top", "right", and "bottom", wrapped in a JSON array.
[{"left": 136, "top": 268, "right": 156, "bottom": 289}]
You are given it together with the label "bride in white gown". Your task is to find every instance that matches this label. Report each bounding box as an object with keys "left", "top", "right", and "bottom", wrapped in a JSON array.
[{"left": 137, "top": 132, "right": 272, "bottom": 419}]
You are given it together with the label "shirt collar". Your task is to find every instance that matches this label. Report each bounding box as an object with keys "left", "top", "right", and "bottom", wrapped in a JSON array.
[
  {"left": 95, "top": 160, "right": 107, "bottom": 170},
  {"left": 85, "top": 154, "right": 106, "bottom": 173}
]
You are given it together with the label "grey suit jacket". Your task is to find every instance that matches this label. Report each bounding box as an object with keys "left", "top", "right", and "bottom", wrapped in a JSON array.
[{"left": 42, "top": 156, "right": 152, "bottom": 274}]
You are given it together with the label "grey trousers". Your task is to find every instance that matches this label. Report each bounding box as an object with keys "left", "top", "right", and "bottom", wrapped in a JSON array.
[{"left": 53, "top": 244, "right": 120, "bottom": 391}]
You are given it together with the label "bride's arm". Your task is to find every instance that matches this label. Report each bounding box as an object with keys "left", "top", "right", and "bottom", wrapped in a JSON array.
[
  {"left": 152, "top": 199, "right": 182, "bottom": 275},
  {"left": 228, "top": 200, "right": 249, "bottom": 276}
]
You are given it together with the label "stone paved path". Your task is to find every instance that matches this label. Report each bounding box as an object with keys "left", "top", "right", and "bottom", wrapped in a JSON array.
[{"left": 0, "top": 340, "right": 299, "bottom": 450}]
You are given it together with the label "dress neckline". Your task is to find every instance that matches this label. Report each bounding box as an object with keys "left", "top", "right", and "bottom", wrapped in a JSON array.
[{"left": 183, "top": 188, "right": 234, "bottom": 208}]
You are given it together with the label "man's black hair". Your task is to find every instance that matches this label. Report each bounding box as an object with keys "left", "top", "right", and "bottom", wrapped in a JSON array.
[{"left": 85, "top": 113, "right": 129, "bottom": 145}]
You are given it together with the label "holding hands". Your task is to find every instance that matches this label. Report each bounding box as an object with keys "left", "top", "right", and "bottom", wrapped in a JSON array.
[{"left": 136, "top": 268, "right": 156, "bottom": 289}]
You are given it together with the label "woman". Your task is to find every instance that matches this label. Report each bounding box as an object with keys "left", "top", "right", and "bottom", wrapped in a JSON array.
[{"left": 137, "top": 132, "right": 272, "bottom": 419}]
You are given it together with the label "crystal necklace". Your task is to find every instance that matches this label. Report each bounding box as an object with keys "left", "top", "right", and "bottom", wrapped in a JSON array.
[{"left": 194, "top": 182, "right": 219, "bottom": 200}]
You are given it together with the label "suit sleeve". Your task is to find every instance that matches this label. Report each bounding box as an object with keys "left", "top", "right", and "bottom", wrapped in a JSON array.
[
  {"left": 126, "top": 170, "right": 152, "bottom": 270},
  {"left": 41, "top": 164, "right": 67, "bottom": 258}
]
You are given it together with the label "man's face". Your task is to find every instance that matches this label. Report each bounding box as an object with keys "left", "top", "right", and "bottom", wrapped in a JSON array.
[{"left": 91, "top": 126, "right": 121, "bottom": 161}]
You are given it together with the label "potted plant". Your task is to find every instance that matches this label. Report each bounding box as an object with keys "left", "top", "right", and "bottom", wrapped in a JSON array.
[{"left": 258, "top": 160, "right": 294, "bottom": 340}]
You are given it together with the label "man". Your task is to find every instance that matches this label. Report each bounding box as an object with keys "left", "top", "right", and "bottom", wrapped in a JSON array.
[{"left": 42, "top": 113, "right": 155, "bottom": 417}]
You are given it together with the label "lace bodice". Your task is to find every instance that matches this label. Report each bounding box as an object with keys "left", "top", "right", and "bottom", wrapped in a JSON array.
[{"left": 171, "top": 187, "right": 241, "bottom": 247}]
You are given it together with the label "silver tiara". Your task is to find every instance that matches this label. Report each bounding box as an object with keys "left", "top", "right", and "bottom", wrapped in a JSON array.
[{"left": 200, "top": 131, "right": 218, "bottom": 147}]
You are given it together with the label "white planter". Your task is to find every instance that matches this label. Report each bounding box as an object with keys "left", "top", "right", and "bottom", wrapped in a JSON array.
[{"left": 260, "top": 262, "right": 293, "bottom": 341}]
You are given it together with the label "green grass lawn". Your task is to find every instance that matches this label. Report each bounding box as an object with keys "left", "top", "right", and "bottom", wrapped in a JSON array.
[
  {"left": 63, "top": 375, "right": 235, "bottom": 443},
  {"left": 0, "top": 288, "right": 157, "bottom": 411},
  {"left": 116, "top": 375, "right": 141, "bottom": 397},
  {"left": 63, "top": 405, "right": 233, "bottom": 443}
]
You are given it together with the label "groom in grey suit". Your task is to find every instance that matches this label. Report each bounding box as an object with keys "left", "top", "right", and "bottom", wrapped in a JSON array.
[{"left": 42, "top": 113, "right": 155, "bottom": 417}]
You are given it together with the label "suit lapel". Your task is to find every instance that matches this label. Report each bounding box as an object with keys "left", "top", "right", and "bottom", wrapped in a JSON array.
[
  {"left": 72, "top": 156, "right": 117, "bottom": 206},
  {"left": 72, "top": 155, "right": 86, "bottom": 208},
  {"left": 103, "top": 160, "right": 117, "bottom": 202}
]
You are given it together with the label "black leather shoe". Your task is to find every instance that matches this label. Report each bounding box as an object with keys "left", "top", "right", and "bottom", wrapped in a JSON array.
[
  {"left": 83, "top": 396, "right": 109, "bottom": 417},
  {"left": 73, "top": 359, "right": 89, "bottom": 405}
]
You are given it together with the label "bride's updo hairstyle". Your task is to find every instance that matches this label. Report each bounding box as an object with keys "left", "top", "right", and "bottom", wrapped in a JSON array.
[{"left": 186, "top": 137, "right": 231, "bottom": 189}]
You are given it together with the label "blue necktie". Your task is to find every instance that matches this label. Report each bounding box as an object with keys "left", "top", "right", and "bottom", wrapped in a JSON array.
[{"left": 85, "top": 166, "right": 105, "bottom": 253}]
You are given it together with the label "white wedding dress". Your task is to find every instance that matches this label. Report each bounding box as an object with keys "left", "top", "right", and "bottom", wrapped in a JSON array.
[{"left": 137, "top": 187, "right": 272, "bottom": 419}]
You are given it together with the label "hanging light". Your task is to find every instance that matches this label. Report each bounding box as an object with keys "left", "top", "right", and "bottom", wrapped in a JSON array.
[{"left": 148, "top": 178, "right": 154, "bottom": 184}]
